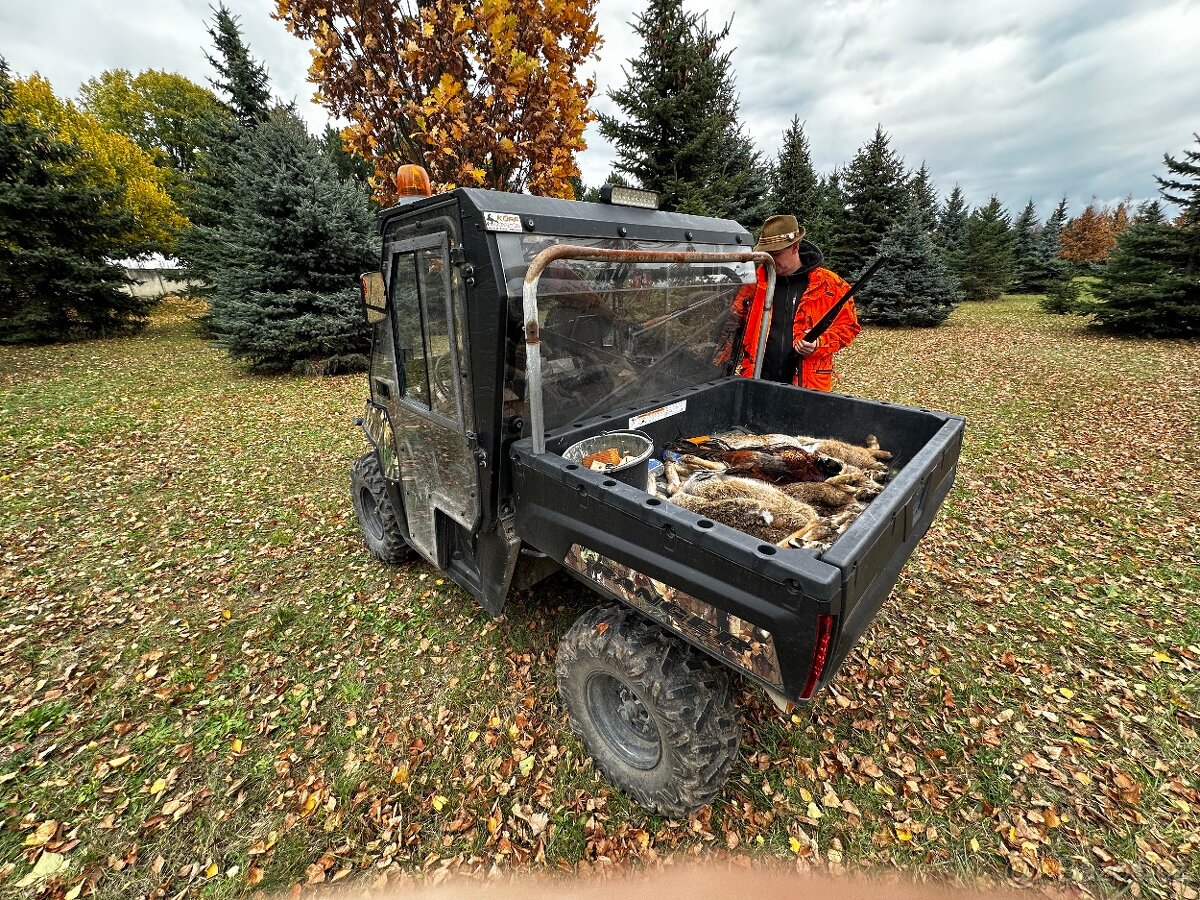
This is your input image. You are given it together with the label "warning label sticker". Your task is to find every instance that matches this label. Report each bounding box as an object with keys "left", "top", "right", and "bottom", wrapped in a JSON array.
[{"left": 629, "top": 399, "right": 687, "bottom": 429}]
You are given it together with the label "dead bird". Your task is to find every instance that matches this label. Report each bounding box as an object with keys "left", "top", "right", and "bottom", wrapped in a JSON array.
[
  {"left": 711, "top": 431, "right": 810, "bottom": 451},
  {"left": 795, "top": 434, "right": 892, "bottom": 472},
  {"left": 667, "top": 439, "right": 839, "bottom": 484}
]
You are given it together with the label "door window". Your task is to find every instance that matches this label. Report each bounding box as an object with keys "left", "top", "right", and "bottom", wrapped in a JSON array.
[
  {"left": 390, "top": 252, "right": 431, "bottom": 409},
  {"left": 415, "top": 246, "right": 459, "bottom": 422}
]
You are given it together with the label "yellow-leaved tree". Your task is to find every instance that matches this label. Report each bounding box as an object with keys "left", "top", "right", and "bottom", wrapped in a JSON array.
[
  {"left": 274, "top": 0, "right": 601, "bottom": 203},
  {"left": 11, "top": 76, "right": 186, "bottom": 255}
]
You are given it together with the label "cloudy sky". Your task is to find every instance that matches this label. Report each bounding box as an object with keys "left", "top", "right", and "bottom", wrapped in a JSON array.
[{"left": 3, "top": 0, "right": 1197, "bottom": 221}]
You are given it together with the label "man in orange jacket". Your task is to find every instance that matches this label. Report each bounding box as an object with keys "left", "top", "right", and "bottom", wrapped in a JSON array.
[{"left": 720, "top": 215, "right": 860, "bottom": 391}]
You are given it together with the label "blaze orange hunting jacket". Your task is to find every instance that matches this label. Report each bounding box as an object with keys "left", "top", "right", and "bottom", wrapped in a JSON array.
[{"left": 725, "top": 264, "right": 861, "bottom": 391}]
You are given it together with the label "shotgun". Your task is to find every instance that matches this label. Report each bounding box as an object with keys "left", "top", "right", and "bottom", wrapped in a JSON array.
[{"left": 802, "top": 255, "right": 888, "bottom": 344}]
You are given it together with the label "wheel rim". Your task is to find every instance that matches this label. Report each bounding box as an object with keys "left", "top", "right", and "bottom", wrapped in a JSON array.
[
  {"left": 359, "top": 486, "right": 385, "bottom": 540},
  {"left": 585, "top": 672, "right": 662, "bottom": 770}
]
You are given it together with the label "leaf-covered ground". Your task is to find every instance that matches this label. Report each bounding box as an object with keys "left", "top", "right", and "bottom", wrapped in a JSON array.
[{"left": 2, "top": 297, "right": 1197, "bottom": 899}]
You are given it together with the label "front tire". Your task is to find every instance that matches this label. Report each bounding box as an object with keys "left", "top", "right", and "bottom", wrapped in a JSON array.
[
  {"left": 556, "top": 604, "right": 741, "bottom": 816},
  {"left": 350, "top": 452, "right": 412, "bottom": 564}
]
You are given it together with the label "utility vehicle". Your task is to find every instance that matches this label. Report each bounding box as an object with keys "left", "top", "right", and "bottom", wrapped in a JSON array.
[{"left": 351, "top": 171, "right": 964, "bottom": 815}]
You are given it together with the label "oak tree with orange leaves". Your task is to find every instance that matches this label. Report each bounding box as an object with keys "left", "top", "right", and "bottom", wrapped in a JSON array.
[
  {"left": 1060, "top": 199, "right": 1132, "bottom": 266},
  {"left": 275, "top": 0, "right": 600, "bottom": 204}
]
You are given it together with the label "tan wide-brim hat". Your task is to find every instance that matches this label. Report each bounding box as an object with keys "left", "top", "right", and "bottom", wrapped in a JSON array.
[{"left": 754, "top": 214, "right": 806, "bottom": 253}]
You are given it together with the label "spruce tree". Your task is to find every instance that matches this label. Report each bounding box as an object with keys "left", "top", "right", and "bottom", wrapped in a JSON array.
[
  {"left": 180, "top": 3, "right": 279, "bottom": 328},
  {"left": 1042, "top": 198, "right": 1069, "bottom": 256},
  {"left": 936, "top": 185, "right": 969, "bottom": 272},
  {"left": 1090, "top": 136, "right": 1200, "bottom": 337},
  {"left": 0, "top": 59, "right": 145, "bottom": 343},
  {"left": 692, "top": 123, "right": 772, "bottom": 224},
  {"left": 1010, "top": 200, "right": 1043, "bottom": 292},
  {"left": 960, "top": 196, "right": 1014, "bottom": 301},
  {"left": 1090, "top": 201, "right": 1198, "bottom": 335},
  {"left": 599, "top": 2, "right": 768, "bottom": 222},
  {"left": 1027, "top": 197, "right": 1073, "bottom": 296},
  {"left": 1156, "top": 132, "right": 1200, "bottom": 279},
  {"left": 809, "top": 170, "right": 843, "bottom": 263},
  {"left": 771, "top": 117, "right": 821, "bottom": 223},
  {"left": 204, "top": 3, "right": 272, "bottom": 126},
  {"left": 184, "top": 108, "right": 377, "bottom": 371},
  {"left": 908, "top": 162, "right": 939, "bottom": 232},
  {"left": 857, "top": 209, "right": 961, "bottom": 327},
  {"left": 839, "top": 126, "right": 911, "bottom": 277}
]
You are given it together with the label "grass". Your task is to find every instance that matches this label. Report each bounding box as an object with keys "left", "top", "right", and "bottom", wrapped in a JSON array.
[{"left": 1, "top": 295, "right": 1198, "bottom": 899}]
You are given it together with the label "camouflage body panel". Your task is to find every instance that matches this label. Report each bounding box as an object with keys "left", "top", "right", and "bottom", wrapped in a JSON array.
[
  {"left": 563, "top": 544, "right": 783, "bottom": 687},
  {"left": 362, "top": 402, "right": 399, "bottom": 479}
]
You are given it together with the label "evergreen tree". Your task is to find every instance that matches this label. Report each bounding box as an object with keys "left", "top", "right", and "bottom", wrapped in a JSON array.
[
  {"left": 180, "top": 3, "right": 280, "bottom": 321},
  {"left": 1090, "top": 136, "right": 1200, "bottom": 337},
  {"left": 0, "top": 59, "right": 146, "bottom": 343},
  {"left": 838, "top": 126, "right": 912, "bottom": 277},
  {"left": 183, "top": 108, "right": 377, "bottom": 370},
  {"left": 1027, "top": 196, "right": 1073, "bottom": 296},
  {"left": 204, "top": 3, "right": 272, "bottom": 126},
  {"left": 1010, "top": 200, "right": 1043, "bottom": 292},
  {"left": 1156, "top": 132, "right": 1200, "bottom": 278},
  {"left": 771, "top": 117, "right": 821, "bottom": 223},
  {"left": 599, "top": 1, "right": 767, "bottom": 222},
  {"left": 960, "top": 196, "right": 1014, "bottom": 301},
  {"left": 936, "top": 185, "right": 969, "bottom": 272},
  {"left": 857, "top": 209, "right": 961, "bottom": 327},
  {"left": 809, "top": 169, "right": 843, "bottom": 263},
  {"left": 907, "top": 162, "right": 938, "bottom": 232},
  {"left": 1041, "top": 197, "right": 1069, "bottom": 260},
  {"left": 693, "top": 124, "right": 771, "bottom": 224},
  {"left": 1090, "top": 201, "right": 1198, "bottom": 335}
]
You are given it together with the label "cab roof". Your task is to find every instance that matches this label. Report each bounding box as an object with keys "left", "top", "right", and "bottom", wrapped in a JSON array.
[{"left": 379, "top": 187, "right": 753, "bottom": 247}]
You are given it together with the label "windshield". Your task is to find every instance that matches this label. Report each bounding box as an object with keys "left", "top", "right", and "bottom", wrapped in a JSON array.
[{"left": 498, "top": 235, "right": 756, "bottom": 431}]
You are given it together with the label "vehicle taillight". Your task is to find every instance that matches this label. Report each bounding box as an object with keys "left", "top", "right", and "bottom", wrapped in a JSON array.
[{"left": 799, "top": 614, "right": 834, "bottom": 699}]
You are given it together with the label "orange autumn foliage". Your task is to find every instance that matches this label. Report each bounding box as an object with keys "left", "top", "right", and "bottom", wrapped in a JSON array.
[
  {"left": 1060, "top": 197, "right": 1133, "bottom": 265},
  {"left": 275, "top": 0, "right": 601, "bottom": 204}
]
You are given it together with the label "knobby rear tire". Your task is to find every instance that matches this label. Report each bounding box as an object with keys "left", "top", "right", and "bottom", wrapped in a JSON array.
[
  {"left": 350, "top": 452, "right": 412, "bottom": 564},
  {"left": 556, "top": 603, "right": 741, "bottom": 816}
]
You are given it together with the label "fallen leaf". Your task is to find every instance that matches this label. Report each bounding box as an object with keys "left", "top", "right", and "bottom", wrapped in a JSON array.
[{"left": 17, "top": 852, "right": 67, "bottom": 889}]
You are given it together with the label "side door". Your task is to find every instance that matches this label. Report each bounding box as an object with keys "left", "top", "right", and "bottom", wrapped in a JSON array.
[{"left": 385, "top": 229, "right": 480, "bottom": 561}]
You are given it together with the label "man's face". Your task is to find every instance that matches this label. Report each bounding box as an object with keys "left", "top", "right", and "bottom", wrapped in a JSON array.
[{"left": 769, "top": 242, "right": 801, "bottom": 276}]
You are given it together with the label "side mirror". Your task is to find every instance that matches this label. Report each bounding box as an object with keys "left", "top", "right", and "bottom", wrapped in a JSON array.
[{"left": 360, "top": 271, "right": 387, "bottom": 324}]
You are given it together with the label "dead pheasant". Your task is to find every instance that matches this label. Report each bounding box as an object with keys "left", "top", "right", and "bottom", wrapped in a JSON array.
[{"left": 665, "top": 439, "right": 839, "bottom": 484}]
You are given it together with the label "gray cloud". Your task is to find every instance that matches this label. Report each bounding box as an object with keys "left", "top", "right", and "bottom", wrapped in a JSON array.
[
  {"left": 1, "top": 0, "right": 326, "bottom": 131},
  {"left": 4, "top": 0, "right": 1196, "bottom": 223},
  {"left": 583, "top": 0, "right": 1200, "bottom": 221}
]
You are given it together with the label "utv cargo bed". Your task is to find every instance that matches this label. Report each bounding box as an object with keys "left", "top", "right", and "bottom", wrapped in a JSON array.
[{"left": 511, "top": 376, "right": 964, "bottom": 703}]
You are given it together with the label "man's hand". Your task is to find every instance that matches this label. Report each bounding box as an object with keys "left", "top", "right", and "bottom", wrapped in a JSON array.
[{"left": 794, "top": 338, "right": 820, "bottom": 358}]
